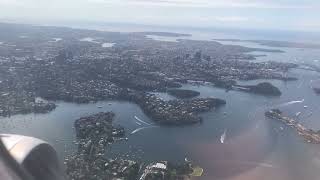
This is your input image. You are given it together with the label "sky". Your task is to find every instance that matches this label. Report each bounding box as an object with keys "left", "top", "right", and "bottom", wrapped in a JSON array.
[{"left": 0, "top": 0, "right": 320, "bottom": 32}]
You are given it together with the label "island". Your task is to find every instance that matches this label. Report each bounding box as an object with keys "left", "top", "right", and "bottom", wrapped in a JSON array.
[
  {"left": 66, "top": 112, "right": 203, "bottom": 180},
  {"left": 265, "top": 109, "right": 320, "bottom": 143},
  {"left": 234, "top": 82, "right": 282, "bottom": 96},
  {"left": 66, "top": 112, "right": 139, "bottom": 180},
  {"left": 167, "top": 89, "right": 200, "bottom": 99},
  {"left": 214, "top": 38, "right": 320, "bottom": 49},
  {"left": 124, "top": 91, "right": 226, "bottom": 125}
]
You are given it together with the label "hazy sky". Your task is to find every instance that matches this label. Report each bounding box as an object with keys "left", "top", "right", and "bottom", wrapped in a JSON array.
[{"left": 0, "top": 0, "right": 320, "bottom": 31}]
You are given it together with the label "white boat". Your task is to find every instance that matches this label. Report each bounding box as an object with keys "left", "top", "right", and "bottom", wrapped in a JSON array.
[
  {"left": 295, "top": 112, "right": 302, "bottom": 117},
  {"left": 220, "top": 129, "right": 227, "bottom": 144},
  {"left": 303, "top": 105, "right": 308, "bottom": 109}
]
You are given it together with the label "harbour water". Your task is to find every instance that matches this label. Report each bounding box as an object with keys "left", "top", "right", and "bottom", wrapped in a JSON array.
[{"left": 1, "top": 35, "right": 320, "bottom": 179}]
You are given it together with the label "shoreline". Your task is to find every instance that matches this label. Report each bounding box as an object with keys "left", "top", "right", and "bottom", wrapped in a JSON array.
[{"left": 265, "top": 109, "right": 320, "bottom": 144}]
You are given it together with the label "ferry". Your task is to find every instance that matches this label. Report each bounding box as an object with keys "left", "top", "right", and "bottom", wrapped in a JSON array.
[{"left": 220, "top": 129, "right": 227, "bottom": 144}]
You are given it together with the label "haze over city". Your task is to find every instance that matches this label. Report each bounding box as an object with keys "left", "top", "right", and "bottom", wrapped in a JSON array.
[{"left": 1, "top": 0, "right": 320, "bottom": 32}]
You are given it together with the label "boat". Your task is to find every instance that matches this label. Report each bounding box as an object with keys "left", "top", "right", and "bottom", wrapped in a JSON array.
[
  {"left": 296, "top": 112, "right": 302, "bottom": 117},
  {"left": 303, "top": 105, "right": 308, "bottom": 109},
  {"left": 97, "top": 106, "right": 103, "bottom": 108},
  {"left": 220, "top": 129, "right": 227, "bottom": 144}
]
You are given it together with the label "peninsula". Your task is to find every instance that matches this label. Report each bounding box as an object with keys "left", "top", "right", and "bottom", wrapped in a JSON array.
[{"left": 265, "top": 109, "right": 320, "bottom": 144}]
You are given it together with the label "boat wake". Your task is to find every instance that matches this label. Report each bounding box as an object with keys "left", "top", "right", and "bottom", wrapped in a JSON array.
[
  {"left": 134, "top": 116, "right": 152, "bottom": 126},
  {"left": 216, "top": 160, "right": 275, "bottom": 168},
  {"left": 242, "top": 161, "right": 274, "bottom": 168},
  {"left": 131, "top": 126, "right": 159, "bottom": 134},
  {"left": 220, "top": 129, "right": 227, "bottom": 144},
  {"left": 276, "top": 99, "right": 304, "bottom": 108},
  {"left": 297, "top": 80, "right": 304, "bottom": 88},
  {"left": 131, "top": 116, "right": 158, "bottom": 134}
]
